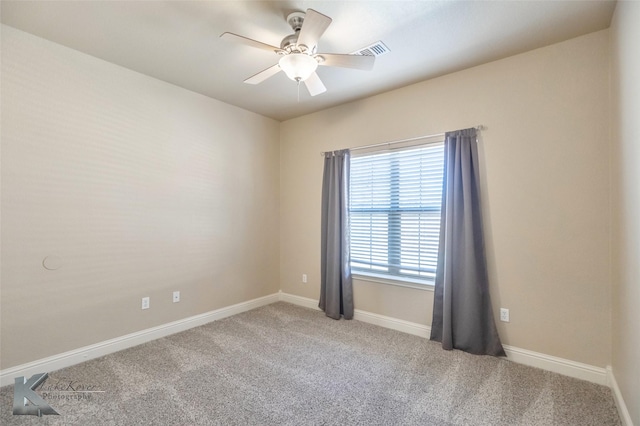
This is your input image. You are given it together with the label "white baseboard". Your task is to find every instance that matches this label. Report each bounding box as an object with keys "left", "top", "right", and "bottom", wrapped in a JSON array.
[
  {"left": 279, "top": 292, "right": 608, "bottom": 386},
  {"left": 278, "top": 291, "right": 321, "bottom": 311},
  {"left": 353, "top": 309, "right": 431, "bottom": 338},
  {"left": 277, "top": 291, "right": 431, "bottom": 338},
  {"left": 0, "top": 292, "right": 280, "bottom": 387},
  {"left": 502, "top": 345, "right": 607, "bottom": 385},
  {"left": 607, "top": 366, "right": 634, "bottom": 426}
]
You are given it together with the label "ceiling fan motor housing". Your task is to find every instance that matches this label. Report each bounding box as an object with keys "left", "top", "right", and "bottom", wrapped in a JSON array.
[{"left": 280, "top": 11, "right": 315, "bottom": 55}]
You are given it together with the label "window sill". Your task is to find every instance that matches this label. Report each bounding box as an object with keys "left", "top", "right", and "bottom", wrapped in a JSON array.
[{"left": 352, "top": 272, "right": 435, "bottom": 292}]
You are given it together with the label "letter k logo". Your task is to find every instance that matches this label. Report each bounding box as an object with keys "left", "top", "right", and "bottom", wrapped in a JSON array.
[{"left": 13, "top": 373, "right": 59, "bottom": 416}]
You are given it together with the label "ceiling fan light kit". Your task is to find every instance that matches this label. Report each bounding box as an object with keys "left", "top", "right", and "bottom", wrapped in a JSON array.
[
  {"left": 221, "top": 8, "right": 377, "bottom": 97},
  {"left": 279, "top": 53, "right": 318, "bottom": 82}
]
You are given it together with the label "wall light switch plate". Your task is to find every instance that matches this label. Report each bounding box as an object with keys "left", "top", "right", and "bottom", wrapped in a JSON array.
[
  {"left": 173, "top": 291, "right": 180, "bottom": 303},
  {"left": 142, "top": 297, "right": 150, "bottom": 310}
]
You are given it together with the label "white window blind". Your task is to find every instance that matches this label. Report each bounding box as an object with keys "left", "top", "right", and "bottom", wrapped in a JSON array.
[{"left": 349, "top": 142, "right": 444, "bottom": 283}]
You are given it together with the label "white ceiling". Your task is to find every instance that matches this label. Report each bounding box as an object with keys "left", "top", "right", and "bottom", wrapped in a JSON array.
[{"left": 1, "top": 1, "right": 616, "bottom": 121}]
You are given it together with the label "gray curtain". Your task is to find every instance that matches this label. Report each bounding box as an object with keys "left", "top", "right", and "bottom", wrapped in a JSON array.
[
  {"left": 430, "top": 128, "right": 505, "bottom": 356},
  {"left": 319, "top": 149, "right": 354, "bottom": 320}
]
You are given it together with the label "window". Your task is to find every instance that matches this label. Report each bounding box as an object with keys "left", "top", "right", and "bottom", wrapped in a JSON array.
[{"left": 349, "top": 141, "right": 444, "bottom": 285}]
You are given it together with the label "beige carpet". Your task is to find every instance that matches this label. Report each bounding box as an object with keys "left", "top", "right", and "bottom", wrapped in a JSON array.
[{"left": 0, "top": 302, "right": 621, "bottom": 425}]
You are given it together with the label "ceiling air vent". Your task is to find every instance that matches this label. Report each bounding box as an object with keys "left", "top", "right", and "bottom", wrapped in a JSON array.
[{"left": 351, "top": 41, "right": 390, "bottom": 57}]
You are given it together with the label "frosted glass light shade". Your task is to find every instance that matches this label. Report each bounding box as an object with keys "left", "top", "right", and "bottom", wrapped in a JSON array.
[{"left": 279, "top": 54, "right": 318, "bottom": 82}]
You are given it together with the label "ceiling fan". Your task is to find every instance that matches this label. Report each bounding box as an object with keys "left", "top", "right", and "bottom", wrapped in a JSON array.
[{"left": 220, "top": 9, "right": 375, "bottom": 97}]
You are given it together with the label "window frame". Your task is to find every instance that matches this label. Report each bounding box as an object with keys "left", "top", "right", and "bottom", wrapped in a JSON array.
[{"left": 348, "top": 138, "right": 445, "bottom": 288}]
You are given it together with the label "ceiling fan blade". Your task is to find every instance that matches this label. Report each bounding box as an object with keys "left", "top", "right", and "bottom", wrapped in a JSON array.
[
  {"left": 317, "top": 53, "right": 375, "bottom": 70},
  {"left": 297, "top": 9, "right": 332, "bottom": 50},
  {"left": 244, "top": 64, "right": 281, "bottom": 85},
  {"left": 304, "top": 72, "right": 327, "bottom": 96},
  {"left": 220, "top": 32, "right": 281, "bottom": 54}
]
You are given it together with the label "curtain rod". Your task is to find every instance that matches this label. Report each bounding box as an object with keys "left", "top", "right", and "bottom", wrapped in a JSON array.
[{"left": 320, "top": 125, "right": 484, "bottom": 156}]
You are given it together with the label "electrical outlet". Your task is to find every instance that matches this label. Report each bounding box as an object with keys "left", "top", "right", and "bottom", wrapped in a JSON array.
[
  {"left": 500, "top": 308, "right": 510, "bottom": 322},
  {"left": 173, "top": 291, "right": 180, "bottom": 303},
  {"left": 141, "top": 297, "right": 150, "bottom": 310},
  {"left": 302, "top": 274, "right": 308, "bottom": 283}
]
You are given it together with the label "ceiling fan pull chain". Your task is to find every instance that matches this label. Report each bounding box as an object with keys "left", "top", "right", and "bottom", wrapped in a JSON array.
[{"left": 297, "top": 79, "right": 300, "bottom": 102}]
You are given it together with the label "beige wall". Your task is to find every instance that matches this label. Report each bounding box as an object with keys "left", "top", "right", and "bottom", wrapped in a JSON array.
[
  {"left": 280, "top": 30, "right": 611, "bottom": 367},
  {"left": 0, "top": 25, "right": 280, "bottom": 369},
  {"left": 610, "top": 2, "right": 640, "bottom": 424}
]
